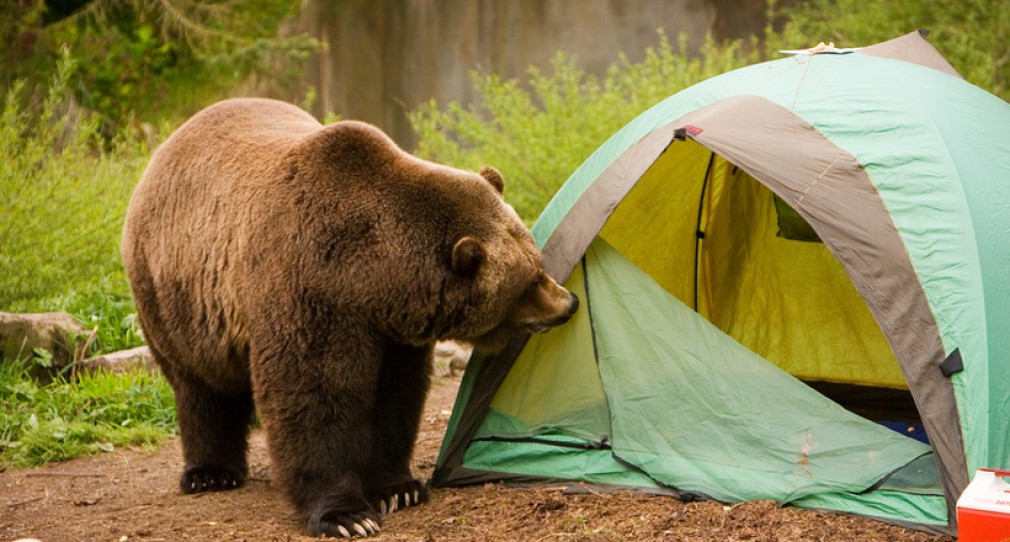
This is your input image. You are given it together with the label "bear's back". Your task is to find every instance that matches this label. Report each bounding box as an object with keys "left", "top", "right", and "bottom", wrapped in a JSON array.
[
  {"left": 124, "top": 99, "right": 322, "bottom": 268},
  {"left": 149, "top": 98, "right": 320, "bottom": 185},
  {"left": 175, "top": 97, "right": 321, "bottom": 146},
  {"left": 122, "top": 99, "right": 327, "bottom": 387}
]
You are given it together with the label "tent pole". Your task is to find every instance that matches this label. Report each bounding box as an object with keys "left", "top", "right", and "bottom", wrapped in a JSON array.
[{"left": 693, "top": 151, "right": 716, "bottom": 311}]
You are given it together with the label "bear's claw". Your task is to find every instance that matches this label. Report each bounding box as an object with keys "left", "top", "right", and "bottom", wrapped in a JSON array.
[
  {"left": 316, "top": 512, "right": 381, "bottom": 538},
  {"left": 180, "top": 465, "right": 245, "bottom": 494},
  {"left": 373, "top": 480, "right": 427, "bottom": 515}
]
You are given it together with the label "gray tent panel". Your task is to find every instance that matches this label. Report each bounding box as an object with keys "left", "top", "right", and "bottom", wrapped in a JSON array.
[{"left": 677, "top": 95, "right": 967, "bottom": 518}]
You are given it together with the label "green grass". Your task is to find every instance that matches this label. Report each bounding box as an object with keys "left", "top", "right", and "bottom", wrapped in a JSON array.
[
  {"left": 1, "top": 50, "right": 150, "bottom": 316},
  {"left": 0, "top": 51, "right": 171, "bottom": 470},
  {"left": 2, "top": 50, "right": 148, "bottom": 360},
  {"left": 57, "top": 291, "right": 146, "bottom": 356},
  {"left": 0, "top": 361, "right": 176, "bottom": 469}
]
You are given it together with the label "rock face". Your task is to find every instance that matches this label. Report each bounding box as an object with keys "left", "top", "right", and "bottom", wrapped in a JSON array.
[
  {"left": 433, "top": 340, "right": 473, "bottom": 378},
  {"left": 0, "top": 311, "right": 468, "bottom": 383},
  {"left": 79, "top": 346, "right": 156, "bottom": 375},
  {"left": 283, "top": 0, "right": 776, "bottom": 148},
  {"left": 0, "top": 312, "right": 86, "bottom": 377}
]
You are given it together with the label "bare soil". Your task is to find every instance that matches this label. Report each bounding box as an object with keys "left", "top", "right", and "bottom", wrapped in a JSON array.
[{"left": 2, "top": 376, "right": 957, "bottom": 542}]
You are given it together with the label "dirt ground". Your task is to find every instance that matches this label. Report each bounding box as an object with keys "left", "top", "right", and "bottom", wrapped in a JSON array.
[{"left": 2, "top": 376, "right": 957, "bottom": 542}]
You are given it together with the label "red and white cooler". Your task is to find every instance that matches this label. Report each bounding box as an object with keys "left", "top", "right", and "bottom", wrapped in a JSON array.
[{"left": 957, "top": 469, "right": 1010, "bottom": 541}]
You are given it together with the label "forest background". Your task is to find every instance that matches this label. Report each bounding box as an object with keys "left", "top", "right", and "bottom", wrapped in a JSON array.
[{"left": 0, "top": 0, "right": 1008, "bottom": 467}]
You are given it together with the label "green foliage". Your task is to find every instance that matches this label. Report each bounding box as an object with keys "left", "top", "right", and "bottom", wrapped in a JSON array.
[
  {"left": 300, "top": 86, "right": 342, "bottom": 125},
  {"left": 776, "top": 0, "right": 1010, "bottom": 101},
  {"left": 0, "top": 1, "right": 45, "bottom": 81},
  {"left": 29, "top": 347, "right": 55, "bottom": 369},
  {"left": 410, "top": 33, "right": 761, "bottom": 222},
  {"left": 0, "top": 362, "right": 176, "bottom": 469},
  {"left": 70, "top": 21, "right": 191, "bottom": 133},
  {"left": 0, "top": 50, "right": 147, "bottom": 317},
  {"left": 5, "top": 0, "right": 316, "bottom": 134},
  {"left": 60, "top": 291, "right": 146, "bottom": 355}
]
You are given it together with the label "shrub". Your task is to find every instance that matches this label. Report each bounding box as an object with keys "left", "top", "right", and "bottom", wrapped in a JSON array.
[
  {"left": 0, "top": 50, "right": 149, "bottom": 316},
  {"left": 409, "top": 32, "right": 761, "bottom": 223}
]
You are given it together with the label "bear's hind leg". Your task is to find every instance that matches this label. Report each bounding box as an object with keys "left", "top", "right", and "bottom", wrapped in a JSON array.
[
  {"left": 365, "top": 342, "right": 433, "bottom": 514},
  {"left": 172, "top": 372, "right": 254, "bottom": 493}
]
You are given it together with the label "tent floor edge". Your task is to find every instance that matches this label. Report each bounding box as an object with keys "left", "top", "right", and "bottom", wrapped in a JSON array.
[
  {"left": 430, "top": 466, "right": 683, "bottom": 498},
  {"left": 788, "top": 500, "right": 953, "bottom": 537},
  {"left": 430, "top": 467, "right": 954, "bottom": 536}
]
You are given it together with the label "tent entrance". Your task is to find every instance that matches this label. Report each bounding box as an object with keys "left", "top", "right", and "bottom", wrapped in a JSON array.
[
  {"left": 599, "top": 139, "right": 916, "bottom": 413},
  {"left": 465, "top": 236, "right": 944, "bottom": 524},
  {"left": 600, "top": 139, "right": 908, "bottom": 389},
  {"left": 807, "top": 381, "right": 921, "bottom": 427}
]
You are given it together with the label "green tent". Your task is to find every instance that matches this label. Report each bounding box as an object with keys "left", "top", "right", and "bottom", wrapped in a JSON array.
[{"left": 432, "top": 32, "right": 1010, "bottom": 535}]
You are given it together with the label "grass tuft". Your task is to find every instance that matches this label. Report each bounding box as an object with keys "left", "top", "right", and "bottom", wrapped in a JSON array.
[{"left": 0, "top": 362, "right": 176, "bottom": 469}]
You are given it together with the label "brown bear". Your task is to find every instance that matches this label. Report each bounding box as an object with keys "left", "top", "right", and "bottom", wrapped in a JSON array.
[{"left": 121, "top": 98, "right": 578, "bottom": 538}]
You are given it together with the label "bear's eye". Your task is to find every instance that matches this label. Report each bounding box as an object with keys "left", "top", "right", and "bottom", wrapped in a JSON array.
[{"left": 519, "top": 273, "right": 543, "bottom": 300}]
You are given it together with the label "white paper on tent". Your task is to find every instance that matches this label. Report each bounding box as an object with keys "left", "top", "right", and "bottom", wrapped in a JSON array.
[{"left": 780, "top": 41, "right": 861, "bottom": 55}]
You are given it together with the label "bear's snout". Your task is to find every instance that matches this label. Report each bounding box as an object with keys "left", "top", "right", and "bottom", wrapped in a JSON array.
[
  {"left": 564, "top": 291, "right": 580, "bottom": 318},
  {"left": 522, "top": 279, "right": 579, "bottom": 334},
  {"left": 526, "top": 290, "right": 578, "bottom": 333}
]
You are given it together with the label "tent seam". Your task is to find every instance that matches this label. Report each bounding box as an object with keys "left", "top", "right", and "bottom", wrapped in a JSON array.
[{"left": 795, "top": 155, "right": 842, "bottom": 207}]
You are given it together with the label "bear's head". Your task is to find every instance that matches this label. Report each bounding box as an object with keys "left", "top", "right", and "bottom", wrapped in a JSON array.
[
  {"left": 302, "top": 121, "right": 577, "bottom": 351},
  {"left": 444, "top": 167, "right": 579, "bottom": 353}
]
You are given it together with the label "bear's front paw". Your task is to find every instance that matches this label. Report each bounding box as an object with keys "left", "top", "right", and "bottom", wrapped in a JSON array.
[
  {"left": 371, "top": 479, "right": 428, "bottom": 515},
  {"left": 180, "top": 465, "right": 246, "bottom": 493},
  {"left": 312, "top": 510, "right": 382, "bottom": 538}
]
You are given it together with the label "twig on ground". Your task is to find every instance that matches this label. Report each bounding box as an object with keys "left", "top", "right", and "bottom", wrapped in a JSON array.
[
  {"left": 24, "top": 472, "right": 106, "bottom": 478},
  {"left": 7, "top": 496, "right": 44, "bottom": 508},
  {"left": 576, "top": 482, "right": 611, "bottom": 499}
]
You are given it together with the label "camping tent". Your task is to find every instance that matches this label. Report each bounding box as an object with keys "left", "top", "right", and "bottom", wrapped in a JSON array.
[{"left": 431, "top": 31, "right": 1010, "bottom": 534}]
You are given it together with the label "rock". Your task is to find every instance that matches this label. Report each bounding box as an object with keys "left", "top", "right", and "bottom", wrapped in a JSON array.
[
  {"left": 0, "top": 312, "right": 87, "bottom": 378},
  {"left": 79, "top": 346, "right": 157, "bottom": 375},
  {"left": 433, "top": 340, "right": 472, "bottom": 378}
]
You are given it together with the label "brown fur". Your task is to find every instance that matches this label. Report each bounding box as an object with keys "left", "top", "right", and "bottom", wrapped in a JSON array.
[{"left": 121, "top": 98, "right": 578, "bottom": 538}]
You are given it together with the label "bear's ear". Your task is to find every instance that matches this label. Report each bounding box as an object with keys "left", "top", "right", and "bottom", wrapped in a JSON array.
[
  {"left": 478, "top": 166, "right": 505, "bottom": 195},
  {"left": 452, "top": 236, "right": 485, "bottom": 276}
]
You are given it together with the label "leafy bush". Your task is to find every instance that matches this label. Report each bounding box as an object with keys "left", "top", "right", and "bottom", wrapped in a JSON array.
[
  {"left": 0, "top": 50, "right": 148, "bottom": 317},
  {"left": 4, "top": 0, "right": 316, "bottom": 136},
  {"left": 777, "top": 0, "right": 1009, "bottom": 101},
  {"left": 410, "top": 33, "right": 761, "bottom": 223},
  {"left": 0, "top": 362, "right": 176, "bottom": 469}
]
